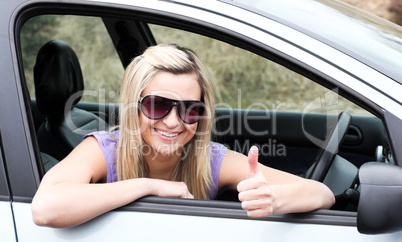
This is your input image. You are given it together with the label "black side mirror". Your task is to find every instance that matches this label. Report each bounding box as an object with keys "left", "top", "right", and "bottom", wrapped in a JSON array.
[{"left": 357, "top": 162, "right": 402, "bottom": 234}]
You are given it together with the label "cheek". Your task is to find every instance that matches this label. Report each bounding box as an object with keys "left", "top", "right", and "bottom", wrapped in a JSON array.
[
  {"left": 139, "top": 113, "right": 154, "bottom": 134},
  {"left": 185, "top": 123, "right": 198, "bottom": 136}
]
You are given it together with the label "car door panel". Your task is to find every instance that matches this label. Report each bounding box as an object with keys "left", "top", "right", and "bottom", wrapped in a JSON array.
[
  {"left": 0, "top": 146, "right": 16, "bottom": 241},
  {"left": 0, "top": 202, "right": 16, "bottom": 242},
  {"left": 13, "top": 199, "right": 402, "bottom": 241}
]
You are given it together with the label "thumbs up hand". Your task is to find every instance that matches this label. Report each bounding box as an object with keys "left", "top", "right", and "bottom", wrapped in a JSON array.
[
  {"left": 237, "top": 146, "right": 275, "bottom": 218},
  {"left": 246, "top": 145, "right": 260, "bottom": 178}
]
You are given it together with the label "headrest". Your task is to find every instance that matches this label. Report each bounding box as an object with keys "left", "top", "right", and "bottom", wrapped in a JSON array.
[{"left": 34, "top": 40, "right": 84, "bottom": 117}]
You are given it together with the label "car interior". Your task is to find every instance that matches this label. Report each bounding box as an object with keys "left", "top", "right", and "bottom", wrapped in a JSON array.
[
  {"left": 34, "top": 39, "right": 109, "bottom": 163},
  {"left": 20, "top": 12, "right": 393, "bottom": 214}
]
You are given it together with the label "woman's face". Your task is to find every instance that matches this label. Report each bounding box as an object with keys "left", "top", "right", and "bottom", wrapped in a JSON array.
[{"left": 140, "top": 71, "right": 202, "bottom": 157}]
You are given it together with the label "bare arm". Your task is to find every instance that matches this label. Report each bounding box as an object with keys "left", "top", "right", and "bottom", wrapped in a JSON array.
[
  {"left": 219, "top": 146, "right": 335, "bottom": 217},
  {"left": 31, "top": 137, "right": 193, "bottom": 228}
]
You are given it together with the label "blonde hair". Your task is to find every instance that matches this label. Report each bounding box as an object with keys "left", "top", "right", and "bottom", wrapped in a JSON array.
[{"left": 114, "top": 44, "right": 215, "bottom": 200}]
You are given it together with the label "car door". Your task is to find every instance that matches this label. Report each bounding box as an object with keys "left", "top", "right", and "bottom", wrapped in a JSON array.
[
  {"left": 6, "top": 0, "right": 402, "bottom": 241},
  {"left": 0, "top": 144, "right": 16, "bottom": 241}
]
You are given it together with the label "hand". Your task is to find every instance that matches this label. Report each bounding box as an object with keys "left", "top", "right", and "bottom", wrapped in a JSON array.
[
  {"left": 237, "top": 146, "right": 274, "bottom": 218},
  {"left": 151, "top": 179, "right": 194, "bottom": 199}
]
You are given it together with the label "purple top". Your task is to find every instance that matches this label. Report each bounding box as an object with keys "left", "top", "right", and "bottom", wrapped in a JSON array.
[{"left": 84, "top": 130, "right": 227, "bottom": 199}]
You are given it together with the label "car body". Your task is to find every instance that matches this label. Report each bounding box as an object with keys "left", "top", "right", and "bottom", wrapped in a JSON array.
[{"left": 1, "top": 0, "right": 402, "bottom": 241}]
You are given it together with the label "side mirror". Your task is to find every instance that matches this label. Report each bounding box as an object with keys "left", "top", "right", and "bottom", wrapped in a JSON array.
[{"left": 357, "top": 162, "right": 402, "bottom": 234}]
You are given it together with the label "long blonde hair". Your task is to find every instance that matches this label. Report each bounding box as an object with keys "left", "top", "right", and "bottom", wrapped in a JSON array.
[{"left": 114, "top": 44, "right": 215, "bottom": 199}]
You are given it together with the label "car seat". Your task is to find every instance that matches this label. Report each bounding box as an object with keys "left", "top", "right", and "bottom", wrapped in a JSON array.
[{"left": 34, "top": 39, "right": 108, "bottom": 161}]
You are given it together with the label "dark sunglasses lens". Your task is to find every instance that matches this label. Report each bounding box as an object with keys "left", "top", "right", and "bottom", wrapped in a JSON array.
[
  {"left": 179, "top": 101, "right": 205, "bottom": 123},
  {"left": 142, "top": 96, "right": 172, "bottom": 119}
]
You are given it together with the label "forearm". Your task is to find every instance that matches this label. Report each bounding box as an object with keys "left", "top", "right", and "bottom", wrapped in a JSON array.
[
  {"left": 32, "top": 178, "right": 153, "bottom": 228},
  {"left": 270, "top": 179, "right": 335, "bottom": 214}
]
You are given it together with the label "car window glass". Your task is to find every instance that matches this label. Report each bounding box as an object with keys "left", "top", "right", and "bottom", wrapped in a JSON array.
[
  {"left": 149, "top": 24, "right": 372, "bottom": 116},
  {"left": 21, "top": 15, "right": 123, "bottom": 104},
  {"left": 16, "top": 11, "right": 388, "bottom": 219}
]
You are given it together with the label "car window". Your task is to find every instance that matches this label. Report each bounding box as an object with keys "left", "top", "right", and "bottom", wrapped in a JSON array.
[
  {"left": 14, "top": 10, "right": 392, "bottom": 235},
  {"left": 21, "top": 16, "right": 372, "bottom": 117},
  {"left": 21, "top": 15, "right": 123, "bottom": 104},
  {"left": 149, "top": 24, "right": 372, "bottom": 116}
]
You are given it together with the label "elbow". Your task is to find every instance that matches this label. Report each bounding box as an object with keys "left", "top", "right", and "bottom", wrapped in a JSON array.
[
  {"left": 320, "top": 184, "right": 335, "bottom": 209},
  {"left": 304, "top": 180, "right": 335, "bottom": 210},
  {"left": 323, "top": 194, "right": 335, "bottom": 210},
  {"left": 31, "top": 201, "right": 51, "bottom": 227},
  {"left": 327, "top": 192, "right": 336, "bottom": 209},
  {"left": 31, "top": 199, "right": 61, "bottom": 228}
]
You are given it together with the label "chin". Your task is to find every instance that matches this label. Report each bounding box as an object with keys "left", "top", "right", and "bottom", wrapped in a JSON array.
[{"left": 151, "top": 140, "right": 185, "bottom": 156}]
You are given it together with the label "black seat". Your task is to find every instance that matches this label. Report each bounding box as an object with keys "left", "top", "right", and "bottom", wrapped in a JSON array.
[
  {"left": 40, "top": 152, "right": 60, "bottom": 173},
  {"left": 34, "top": 40, "right": 108, "bottom": 161}
]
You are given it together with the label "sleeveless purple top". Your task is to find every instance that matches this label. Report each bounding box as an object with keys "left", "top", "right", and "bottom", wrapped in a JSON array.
[{"left": 84, "top": 131, "right": 227, "bottom": 199}]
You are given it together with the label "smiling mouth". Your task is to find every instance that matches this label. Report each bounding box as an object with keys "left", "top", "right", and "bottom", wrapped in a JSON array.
[{"left": 155, "top": 129, "right": 181, "bottom": 137}]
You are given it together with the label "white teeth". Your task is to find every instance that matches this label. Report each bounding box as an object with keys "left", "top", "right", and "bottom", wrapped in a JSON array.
[{"left": 156, "top": 129, "right": 179, "bottom": 137}]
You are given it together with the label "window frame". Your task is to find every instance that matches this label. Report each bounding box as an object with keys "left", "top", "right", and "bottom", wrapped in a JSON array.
[
  {"left": 0, "top": 133, "right": 11, "bottom": 201},
  {"left": 9, "top": 0, "right": 390, "bottom": 227}
]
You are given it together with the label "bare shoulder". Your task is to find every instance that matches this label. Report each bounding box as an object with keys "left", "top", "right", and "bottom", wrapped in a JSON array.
[{"left": 41, "top": 136, "right": 107, "bottom": 186}]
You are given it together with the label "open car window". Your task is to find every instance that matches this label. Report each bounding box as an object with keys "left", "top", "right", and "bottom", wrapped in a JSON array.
[
  {"left": 19, "top": 11, "right": 388, "bottom": 215},
  {"left": 21, "top": 15, "right": 123, "bottom": 104},
  {"left": 149, "top": 24, "right": 373, "bottom": 116}
]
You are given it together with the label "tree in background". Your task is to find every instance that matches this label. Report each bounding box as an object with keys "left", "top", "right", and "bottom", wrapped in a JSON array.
[
  {"left": 389, "top": 0, "right": 402, "bottom": 25},
  {"left": 21, "top": 15, "right": 58, "bottom": 93}
]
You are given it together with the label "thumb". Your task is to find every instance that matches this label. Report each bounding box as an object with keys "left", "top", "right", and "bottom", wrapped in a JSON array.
[{"left": 247, "top": 146, "right": 259, "bottom": 178}]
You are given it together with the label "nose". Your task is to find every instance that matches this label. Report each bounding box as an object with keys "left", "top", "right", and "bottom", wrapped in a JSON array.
[{"left": 162, "top": 105, "right": 181, "bottom": 128}]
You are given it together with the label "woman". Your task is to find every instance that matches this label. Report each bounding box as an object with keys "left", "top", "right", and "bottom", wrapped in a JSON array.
[{"left": 31, "top": 43, "right": 334, "bottom": 228}]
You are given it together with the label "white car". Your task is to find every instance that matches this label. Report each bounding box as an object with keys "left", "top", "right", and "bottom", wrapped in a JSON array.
[{"left": 1, "top": 0, "right": 402, "bottom": 241}]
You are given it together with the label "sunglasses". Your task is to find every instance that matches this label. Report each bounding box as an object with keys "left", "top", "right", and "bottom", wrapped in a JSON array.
[{"left": 139, "top": 95, "right": 205, "bottom": 124}]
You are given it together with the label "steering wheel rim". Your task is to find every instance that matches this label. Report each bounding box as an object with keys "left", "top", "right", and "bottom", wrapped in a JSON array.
[{"left": 307, "top": 112, "right": 352, "bottom": 182}]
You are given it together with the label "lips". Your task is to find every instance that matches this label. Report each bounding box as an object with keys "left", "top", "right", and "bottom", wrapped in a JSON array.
[{"left": 155, "top": 128, "right": 181, "bottom": 138}]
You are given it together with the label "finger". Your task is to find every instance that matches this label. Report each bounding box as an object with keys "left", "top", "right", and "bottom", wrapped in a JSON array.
[
  {"left": 247, "top": 146, "right": 259, "bottom": 178},
  {"left": 246, "top": 207, "right": 274, "bottom": 218},
  {"left": 238, "top": 190, "right": 257, "bottom": 202},
  {"left": 237, "top": 176, "right": 265, "bottom": 192},
  {"left": 238, "top": 184, "right": 272, "bottom": 201},
  {"left": 177, "top": 191, "right": 194, "bottom": 199},
  {"left": 241, "top": 199, "right": 272, "bottom": 211},
  {"left": 180, "top": 189, "right": 194, "bottom": 199}
]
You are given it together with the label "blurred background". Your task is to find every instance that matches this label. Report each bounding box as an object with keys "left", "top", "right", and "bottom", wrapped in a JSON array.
[{"left": 20, "top": 0, "right": 402, "bottom": 115}]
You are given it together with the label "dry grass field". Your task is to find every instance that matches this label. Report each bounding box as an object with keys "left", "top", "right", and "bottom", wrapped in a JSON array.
[
  {"left": 21, "top": 0, "right": 401, "bottom": 115},
  {"left": 341, "top": 0, "right": 402, "bottom": 25}
]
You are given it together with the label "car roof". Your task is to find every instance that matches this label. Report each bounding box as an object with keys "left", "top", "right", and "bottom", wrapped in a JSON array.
[{"left": 222, "top": 0, "right": 402, "bottom": 85}]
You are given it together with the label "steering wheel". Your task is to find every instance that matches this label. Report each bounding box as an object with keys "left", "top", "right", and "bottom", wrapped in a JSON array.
[{"left": 307, "top": 112, "right": 352, "bottom": 182}]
